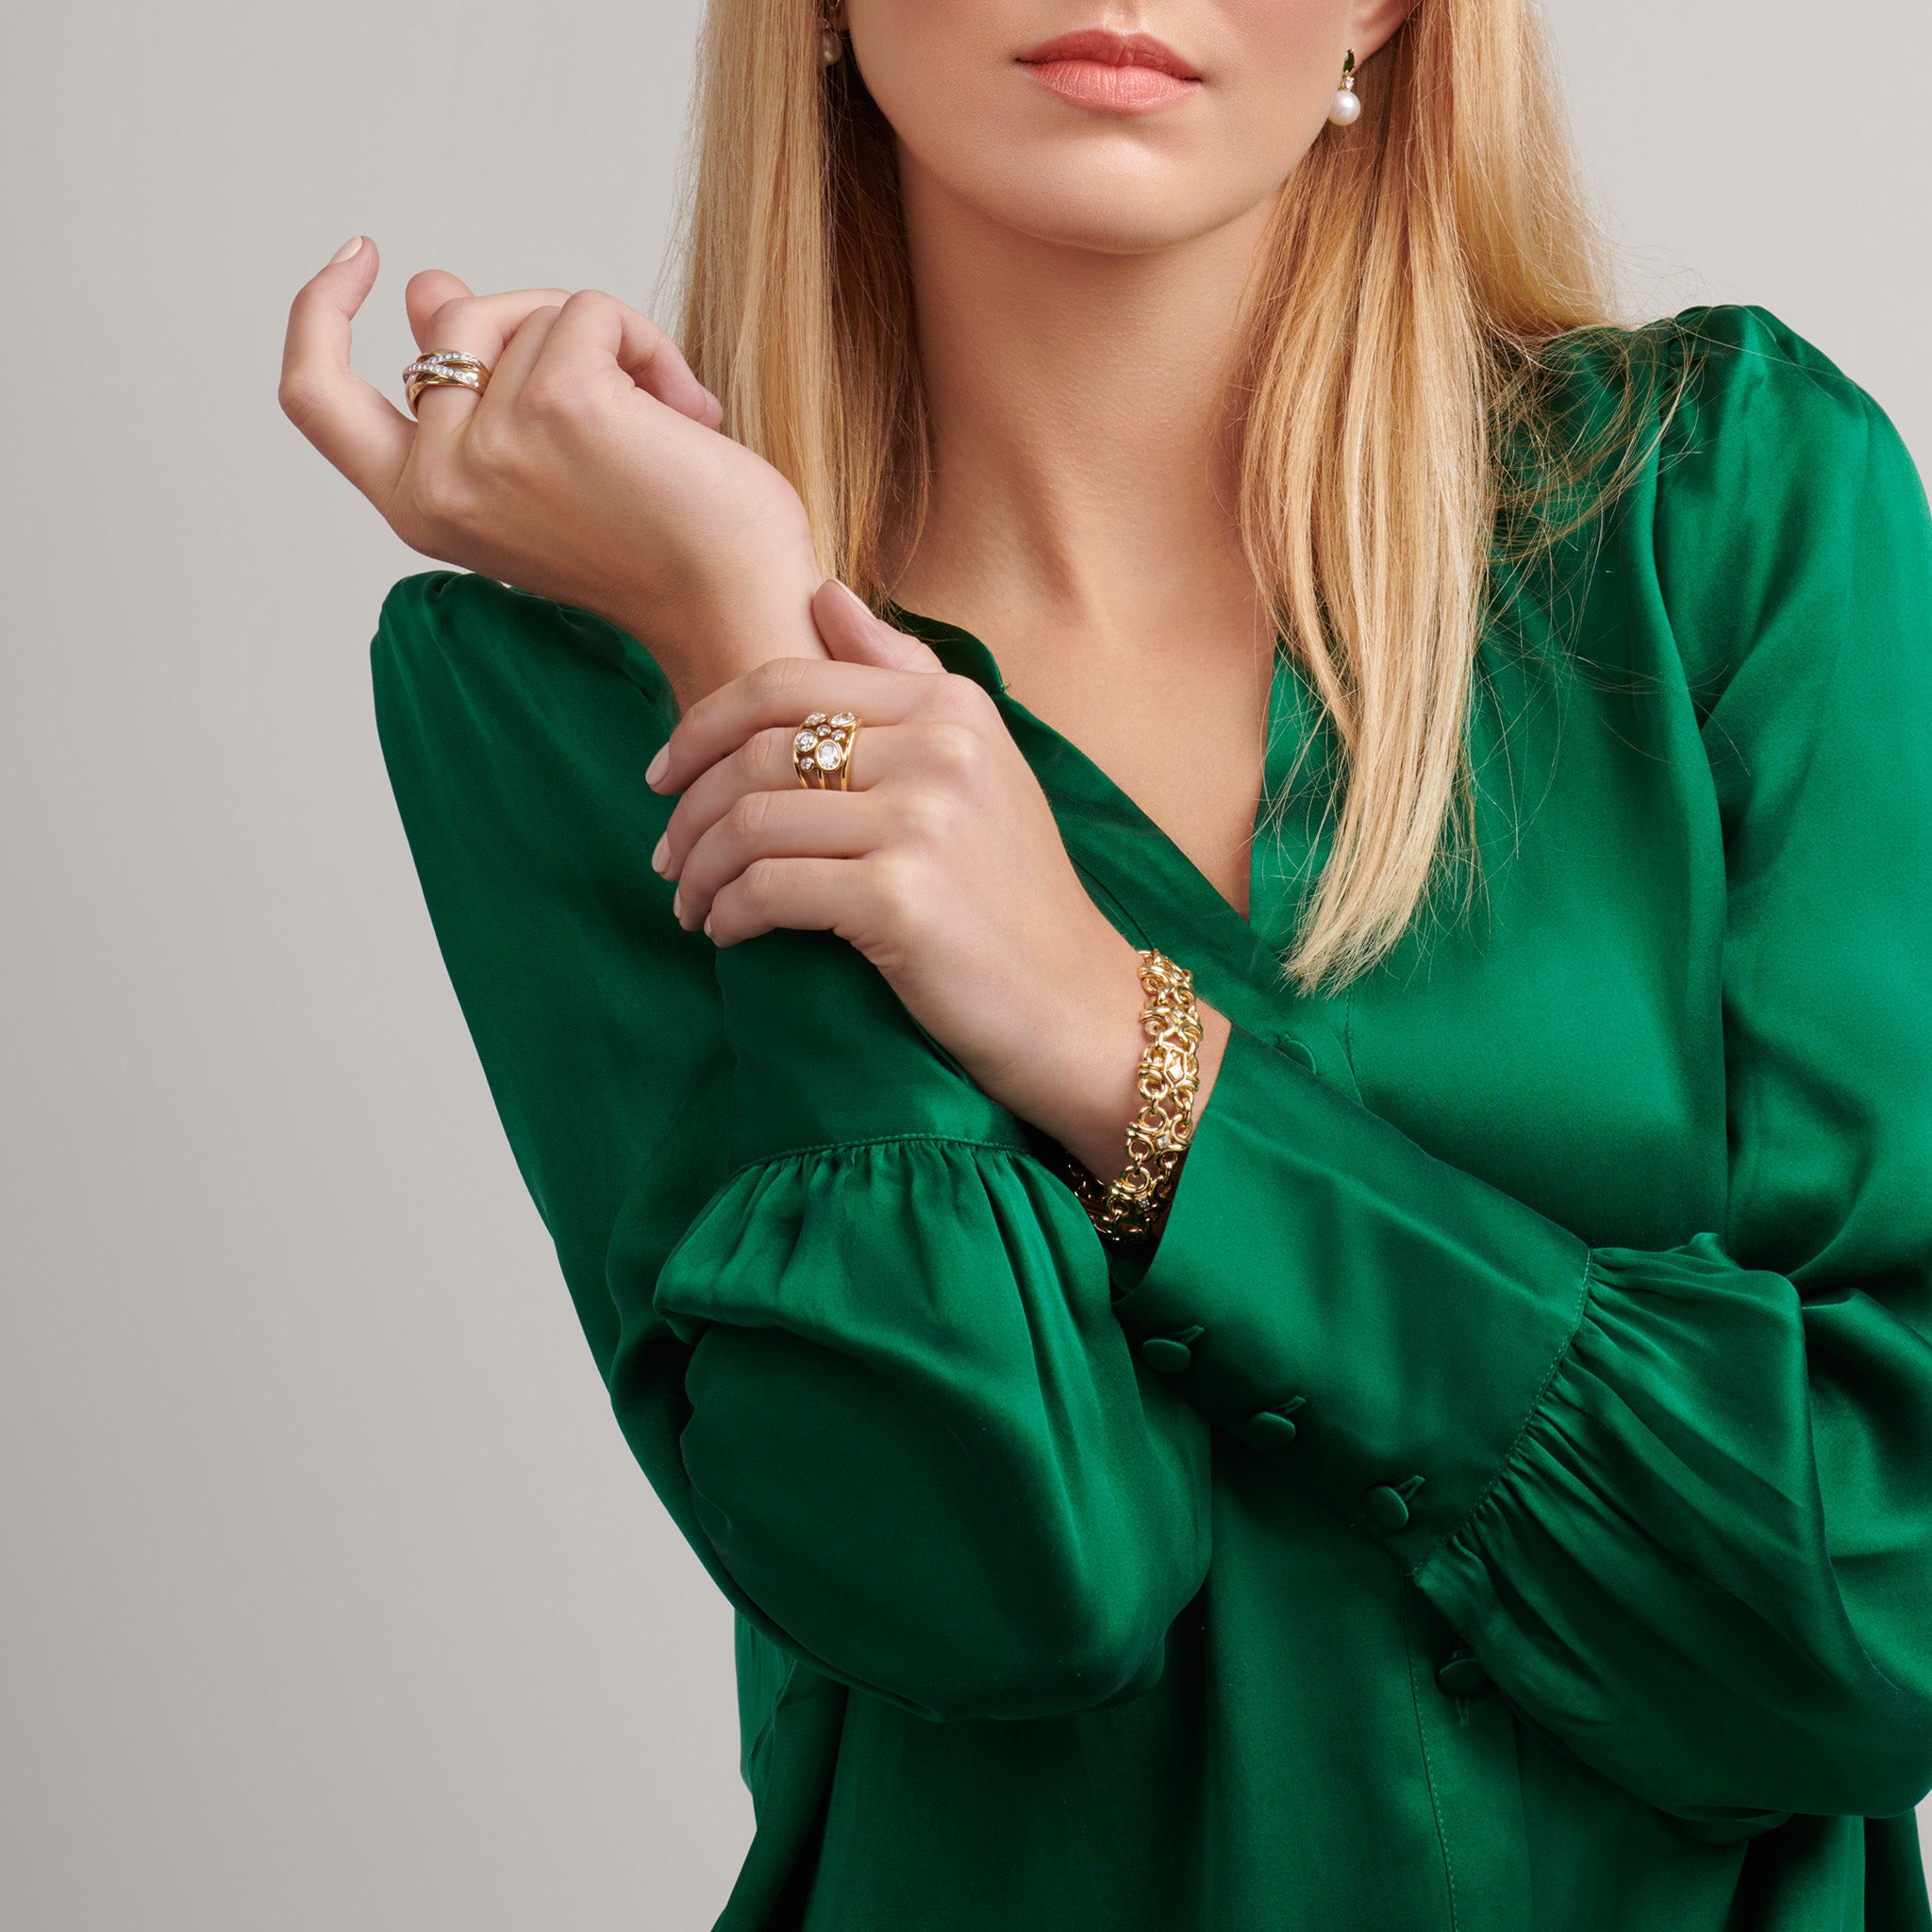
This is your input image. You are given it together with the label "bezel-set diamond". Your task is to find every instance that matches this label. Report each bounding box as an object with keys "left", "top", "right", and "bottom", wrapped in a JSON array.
[{"left": 791, "top": 708, "right": 860, "bottom": 789}]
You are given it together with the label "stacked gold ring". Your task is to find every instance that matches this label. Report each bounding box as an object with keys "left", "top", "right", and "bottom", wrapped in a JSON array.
[
  {"left": 402, "top": 349, "right": 492, "bottom": 415},
  {"left": 793, "top": 709, "right": 862, "bottom": 790}
]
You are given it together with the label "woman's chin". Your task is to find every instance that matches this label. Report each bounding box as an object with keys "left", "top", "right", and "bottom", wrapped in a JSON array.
[{"left": 924, "top": 158, "right": 1272, "bottom": 259}]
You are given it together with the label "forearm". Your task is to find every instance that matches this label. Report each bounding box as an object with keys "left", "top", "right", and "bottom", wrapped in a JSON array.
[{"left": 608, "top": 544, "right": 829, "bottom": 714}]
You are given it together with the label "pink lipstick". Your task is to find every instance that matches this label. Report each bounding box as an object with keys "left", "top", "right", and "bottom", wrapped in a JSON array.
[{"left": 1016, "top": 27, "right": 1203, "bottom": 113}]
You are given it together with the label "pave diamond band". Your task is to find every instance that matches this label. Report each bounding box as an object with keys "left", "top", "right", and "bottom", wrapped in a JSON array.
[
  {"left": 792, "top": 709, "right": 862, "bottom": 791},
  {"left": 402, "top": 349, "right": 492, "bottom": 415}
]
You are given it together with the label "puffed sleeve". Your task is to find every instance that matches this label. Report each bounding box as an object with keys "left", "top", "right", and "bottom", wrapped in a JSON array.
[
  {"left": 1103, "top": 306, "right": 1932, "bottom": 1829},
  {"left": 371, "top": 571, "right": 1208, "bottom": 1724}
]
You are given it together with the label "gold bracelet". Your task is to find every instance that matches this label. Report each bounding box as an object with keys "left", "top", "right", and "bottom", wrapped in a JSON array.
[{"left": 1064, "top": 948, "right": 1204, "bottom": 1244}]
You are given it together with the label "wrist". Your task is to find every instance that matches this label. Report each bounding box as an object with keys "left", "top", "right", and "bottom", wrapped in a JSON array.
[
  {"left": 610, "top": 566, "right": 827, "bottom": 712},
  {"left": 1023, "top": 929, "right": 1228, "bottom": 1181}
]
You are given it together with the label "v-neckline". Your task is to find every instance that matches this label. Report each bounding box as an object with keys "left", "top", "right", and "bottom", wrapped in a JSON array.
[{"left": 884, "top": 601, "right": 1332, "bottom": 1027}]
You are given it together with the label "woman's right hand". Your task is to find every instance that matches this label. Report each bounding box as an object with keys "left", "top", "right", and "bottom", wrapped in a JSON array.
[{"left": 278, "top": 235, "right": 827, "bottom": 708}]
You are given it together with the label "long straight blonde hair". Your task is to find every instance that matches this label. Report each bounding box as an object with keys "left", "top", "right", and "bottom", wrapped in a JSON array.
[{"left": 675, "top": 1, "right": 1641, "bottom": 990}]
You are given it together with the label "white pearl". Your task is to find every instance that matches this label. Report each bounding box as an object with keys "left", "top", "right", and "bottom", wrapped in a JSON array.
[
  {"left": 821, "top": 26, "right": 842, "bottom": 64},
  {"left": 1328, "top": 87, "right": 1362, "bottom": 127}
]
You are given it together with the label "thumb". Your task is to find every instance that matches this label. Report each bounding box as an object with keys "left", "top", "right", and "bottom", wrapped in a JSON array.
[
  {"left": 813, "top": 579, "right": 945, "bottom": 672},
  {"left": 405, "top": 268, "right": 476, "bottom": 351}
]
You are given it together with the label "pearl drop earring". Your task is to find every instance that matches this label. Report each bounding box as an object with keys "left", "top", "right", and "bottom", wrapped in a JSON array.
[
  {"left": 821, "top": 24, "right": 844, "bottom": 65},
  {"left": 1328, "top": 50, "right": 1361, "bottom": 126}
]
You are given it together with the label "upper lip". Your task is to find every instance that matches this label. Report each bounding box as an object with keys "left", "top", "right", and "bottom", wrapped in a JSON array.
[{"left": 1014, "top": 27, "right": 1202, "bottom": 81}]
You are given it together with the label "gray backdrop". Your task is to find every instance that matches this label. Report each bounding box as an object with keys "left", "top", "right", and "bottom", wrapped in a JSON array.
[{"left": 4, "top": 5, "right": 1927, "bottom": 1925}]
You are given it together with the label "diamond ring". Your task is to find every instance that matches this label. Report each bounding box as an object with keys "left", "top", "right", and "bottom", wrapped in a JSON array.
[
  {"left": 792, "top": 709, "right": 862, "bottom": 791},
  {"left": 402, "top": 349, "right": 492, "bottom": 415}
]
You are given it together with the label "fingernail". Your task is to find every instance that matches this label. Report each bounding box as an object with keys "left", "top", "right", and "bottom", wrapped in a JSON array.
[
  {"left": 645, "top": 745, "right": 669, "bottom": 789},
  {"left": 703, "top": 913, "right": 715, "bottom": 940},
  {"left": 328, "top": 235, "right": 364, "bottom": 264},
  {"left": 650, "top": 831, "right": 669, "bottom": 874},
  {"left": 672, "top": 886, "right": 685, "bottom": 924},
  {"left": 702, "top": 387, "right": 724, "bottom": 418},
  {"left": 825, "top": 578, "right": 872, "bottom": 619}
]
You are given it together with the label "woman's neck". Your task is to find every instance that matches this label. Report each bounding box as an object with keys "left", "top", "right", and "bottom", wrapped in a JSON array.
[{"left": 886, "top": 153, "right": 1274, "bottom": 679}]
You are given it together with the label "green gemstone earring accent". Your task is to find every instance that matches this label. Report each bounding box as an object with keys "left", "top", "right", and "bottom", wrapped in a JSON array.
[{"left": 1330, "top": 49, "right": 1362, "bottom": 126}]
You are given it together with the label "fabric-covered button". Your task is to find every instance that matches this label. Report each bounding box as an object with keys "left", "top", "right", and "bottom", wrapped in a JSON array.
[
  {"left": 1360, "top": 1478, "right": 1424, "bottom": 1534},
  {"left": 1247, "top": 1397, "right": 1306, "bottom": 1447},
  {"left": 1436, "top": 1653, "right": 1491, "bottom": 1698},
  {"left": 1140, "top": 1324, "right": 1205, "bottom": 1374},
  {"left": 1273, "top": 1034, "right": 1318, "bottom": 1073}
]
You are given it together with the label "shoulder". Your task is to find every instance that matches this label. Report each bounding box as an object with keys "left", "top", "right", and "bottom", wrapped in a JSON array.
[
  {"left": 1550, "top": 306, "right": 1930, "bottom": 716},
  {"left": 1655, "top": 302, "right": 1909, "bottom": 482},
  {"left": 372, "top": 570, "right": 675, "bottom": 742}
]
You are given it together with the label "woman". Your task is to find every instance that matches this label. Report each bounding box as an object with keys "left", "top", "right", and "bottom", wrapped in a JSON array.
[{"left": 280, "top": 2, "right": 1932, "bottom": 1926}]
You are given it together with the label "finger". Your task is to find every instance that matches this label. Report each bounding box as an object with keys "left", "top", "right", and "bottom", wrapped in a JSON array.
[
  {"left": 540, "top": 288, "right": 723, "bottom": 427},
  {"left": 656, "top": 725, "right": 801, "bottom": 880},
  {"left": 472, "top": 302, "right": 562, "bottom": 421},
  {"left": 406, "top": 268, "right": 473, "bottom": 345},
  {"left": 672, "top": 788, "right": 885, "bottom": 931},
  {"left": 279, "top": 235, "right": 414, "bottom": 507},
  {"left": 403, "top": 279, "right": 576, "bottom": 433},
  {"left": 649, "top": 656, "right": 953, "bottom": 797},
  {"left": 704, "top": 856, "right": 871, "bottom": 948},
  {"left": 813, "top": 578, "right": 946, "bottom": 672},
  {"left": 658, "top": 716, "right": 914, "bottom": 879}
]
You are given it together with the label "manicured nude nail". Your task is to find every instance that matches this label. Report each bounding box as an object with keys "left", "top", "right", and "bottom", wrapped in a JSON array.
[
  {"left": 328, "top": 235, "right": 364, "bottom": 263},
  {"left": 672, "top": 886, "right": 685, "bottom": 923},
  {"left": 650, "top": 832, "right": 669, "bottom": 874},
  {"left": 703, "top": 914, "right": 715, "bottom": 940},
  {"left": 646, "top": 745, "right": 670, "bottom": 788}
]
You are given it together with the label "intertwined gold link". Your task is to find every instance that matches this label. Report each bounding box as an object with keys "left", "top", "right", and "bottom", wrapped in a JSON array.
[{"left": 1065, "top": 949, "right": 1204, "bottom": 1244}]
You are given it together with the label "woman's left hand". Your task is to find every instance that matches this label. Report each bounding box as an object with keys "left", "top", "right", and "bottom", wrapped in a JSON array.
[{"left": 646, "top": 581, "right": 1226, "bottom": 1173}]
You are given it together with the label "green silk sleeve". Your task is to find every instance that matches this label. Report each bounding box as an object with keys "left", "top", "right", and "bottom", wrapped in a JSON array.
[
  {"left": 1106, "top": 307, "right": 1932, "bottom": 1829},
  {"left": 371, "top": 571, "right": 1207, "bottom": 1727}
]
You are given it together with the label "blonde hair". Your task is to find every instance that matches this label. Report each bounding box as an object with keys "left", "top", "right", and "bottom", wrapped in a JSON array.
[{"left": 675, "top": 1, "right": 1646, "bottom": 990}]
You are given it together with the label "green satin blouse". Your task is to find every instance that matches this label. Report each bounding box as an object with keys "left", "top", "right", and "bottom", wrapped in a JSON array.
[{"left": 369, "top": 304, "right": 1932, "bottom": 1931}]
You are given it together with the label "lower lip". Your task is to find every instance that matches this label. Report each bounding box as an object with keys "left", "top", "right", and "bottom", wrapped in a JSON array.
[{"left": 1021, "top": 58, "right": 1199, "bottom": 112}]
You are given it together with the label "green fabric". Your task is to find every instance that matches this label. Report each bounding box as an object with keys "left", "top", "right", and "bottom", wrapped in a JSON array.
[{"left": 369, "top": 304, "right": 1932, "bottom": 1931}]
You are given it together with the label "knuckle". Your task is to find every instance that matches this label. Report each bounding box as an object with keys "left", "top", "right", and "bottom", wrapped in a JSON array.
[
  {"left": 897, "top": 786, "right": 955, "bottom": 847},
  {"left": 517, "top": 373, "right": 573, "bottom": 422},
  {"left": 752, "top": 724, "right": 797, "bottom": 782},
  {"left": 739, "top": 857, "right": 781, "bottom": 910},
  {"left": 425, "top": 294, "right": 475, "bottom": 341},
  {"left": 726, "top": 789, "right": 774, "bottom": 841},
  {"left": 276, "top": 374, "right": 324, "bottom": 430},
  {"left": 410, "top": 462, "right": 475, "bottom": 531},
  {"left": 932, "top": 672, "right": 998, "bottom": 724},
  {"left": 747, "top": 657, "right": 808, "bottom": 708},
  {"left": 921, "top": 718, "right": 985, "bottom": 781}
]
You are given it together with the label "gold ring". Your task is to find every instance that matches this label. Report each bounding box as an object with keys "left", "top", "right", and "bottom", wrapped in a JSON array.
[
  {"left": 402, "top": 350, "right": 492, "bottom": 415},
  {"left": 793, "top": 709, "right": 862, "bottom": 790}
]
